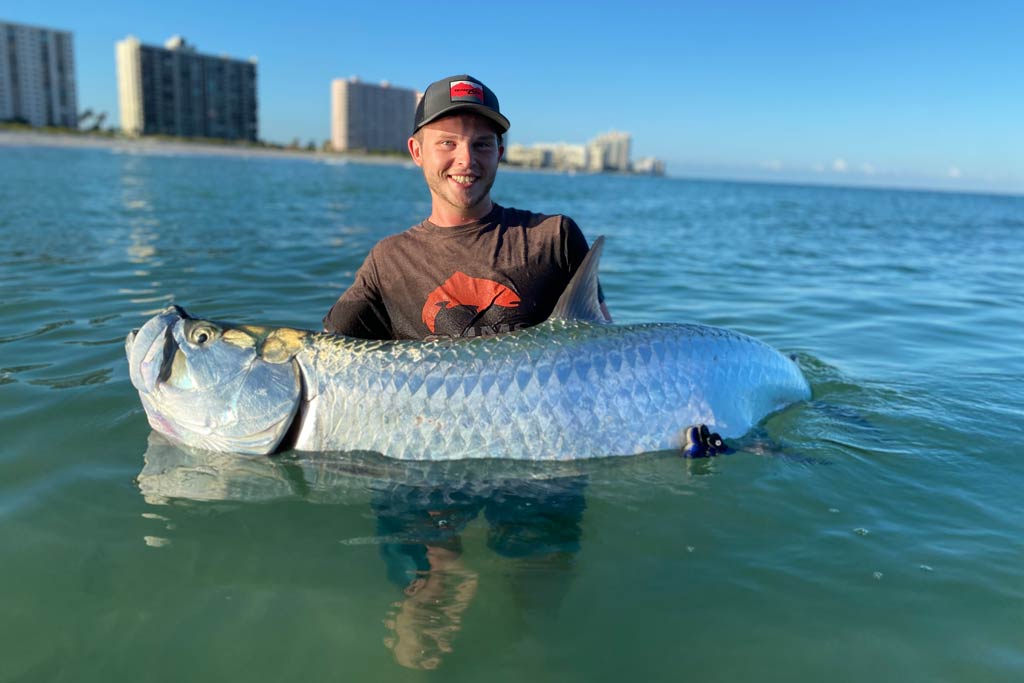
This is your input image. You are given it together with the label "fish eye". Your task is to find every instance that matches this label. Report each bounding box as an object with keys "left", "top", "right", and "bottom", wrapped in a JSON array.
[{"left": 187, "top": 323, "right": 220, "bottom": 346}]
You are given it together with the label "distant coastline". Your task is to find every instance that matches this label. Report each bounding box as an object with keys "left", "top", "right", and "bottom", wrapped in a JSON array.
[
  {"left": 0, "top": 128, "right": 659, "bottom": 178},
  {"left": 6, "top": 127, "right": 1020, "bottom": 198},
  {"left": 0, "top": 127, "right": 413, "bottom": 166}
]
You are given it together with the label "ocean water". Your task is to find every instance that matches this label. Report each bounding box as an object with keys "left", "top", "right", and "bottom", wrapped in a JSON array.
[{"left": 1, "top": 143, "right": 1022, "bottom": 682}]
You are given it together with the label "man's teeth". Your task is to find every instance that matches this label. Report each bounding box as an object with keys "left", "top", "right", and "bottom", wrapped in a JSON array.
[{"left": 449, "top": 175, "right": 476, "bottom": 184}]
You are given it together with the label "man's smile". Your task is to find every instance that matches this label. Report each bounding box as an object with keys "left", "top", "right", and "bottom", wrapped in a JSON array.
[{"left": 448, "top": 174, "right": 478, "bottom": 186}]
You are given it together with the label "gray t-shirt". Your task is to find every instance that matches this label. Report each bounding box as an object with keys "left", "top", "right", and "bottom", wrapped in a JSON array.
[{"left": 323, "top": 204, "right": 595, "bottom": 340}]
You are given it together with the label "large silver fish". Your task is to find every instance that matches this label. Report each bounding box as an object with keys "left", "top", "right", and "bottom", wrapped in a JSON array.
[{"left": 126, "top": 238, "right": 811, "bottom": 459}]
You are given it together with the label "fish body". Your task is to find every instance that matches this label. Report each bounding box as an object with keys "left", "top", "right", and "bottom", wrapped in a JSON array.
[
  {"left": 295, "top": 318, "right": 807, "bottom": 459},
  {"left": 126, "top": 238, "right": 810, "bottom": 459}
]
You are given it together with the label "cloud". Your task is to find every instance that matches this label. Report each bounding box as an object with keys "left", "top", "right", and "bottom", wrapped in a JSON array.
[
  {"left": 860, "top": 163, "right": 876, "bottom": 175},
  {"left": 947, "top": 166, "right": 962, "bottom": 179},
  {"left": 832, "top": 158, "right": 848, "bottom": 172},
  {"left": 760, "top": 160, "right": 783, "bottom": 171}
]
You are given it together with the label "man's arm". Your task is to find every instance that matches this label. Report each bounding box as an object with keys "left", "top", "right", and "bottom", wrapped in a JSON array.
[{"left": 322, "top": 253, "right": 394, "bottom": 339}]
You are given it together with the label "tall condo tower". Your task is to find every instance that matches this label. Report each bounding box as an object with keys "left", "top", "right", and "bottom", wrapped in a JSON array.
[
  {"left": 0, "top": 20, "right": 77, "bottom": 128},
  {"left": 587, "top": 131, "right": 632, "bottom": 172},
  {"left": 331, "top": 77, "right": 419, "bottom": 153},
  {"left": 116, "top": 35, "right": 258, "bottom": 141}
]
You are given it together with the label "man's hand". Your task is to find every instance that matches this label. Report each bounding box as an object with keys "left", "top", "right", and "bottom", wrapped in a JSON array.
[{"left": 683, "top": 425, "right": 729, "bottom": 458}]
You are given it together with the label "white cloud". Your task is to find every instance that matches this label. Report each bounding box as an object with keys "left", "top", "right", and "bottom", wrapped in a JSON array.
[
  {"left": 832, "top": 158, "right": 848, "bottom": 172},
  {"left": 947, "top": 166, "right": 962, "bottom": 179},
  {"left": 760, "top": 160, "right": 783, "bottom": 171}
]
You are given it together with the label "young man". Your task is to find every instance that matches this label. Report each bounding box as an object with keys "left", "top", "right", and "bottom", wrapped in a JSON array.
[{"left": 322, "top": 74, "right": 609, "bottom": 340}]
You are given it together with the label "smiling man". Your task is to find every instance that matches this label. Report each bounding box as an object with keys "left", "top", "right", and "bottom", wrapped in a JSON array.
[{"left": 323, "top": 74, "right": 608, "bottom": 340}]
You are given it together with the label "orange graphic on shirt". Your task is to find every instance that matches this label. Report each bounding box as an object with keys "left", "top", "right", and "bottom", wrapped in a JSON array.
[{"left": 422, "top": 272, "right": 521, "bottom": 334}]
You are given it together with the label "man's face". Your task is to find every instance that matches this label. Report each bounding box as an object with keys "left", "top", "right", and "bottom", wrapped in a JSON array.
[{"left": 409, "top": 113, "right": 504, "bottom": 223}]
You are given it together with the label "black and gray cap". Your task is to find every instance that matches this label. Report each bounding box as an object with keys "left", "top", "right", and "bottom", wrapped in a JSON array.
[{"left": 413, "top": 74, "right": 510, "bottom": 134}]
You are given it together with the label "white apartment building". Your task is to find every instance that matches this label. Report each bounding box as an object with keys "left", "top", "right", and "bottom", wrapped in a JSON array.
[
  {"left": 331, "top": 77, "right": 418, "bottom": 153},
  {"left": 116, "top": 35, "right": 258, "bottom": 141},
  {"left": 588, "top": 131, "right": 632, "bottom": 172},
  {"left": 0, "top": 20, "right": 77, "bottom": 128},
  {"left": 633, "top": 156, "right": 666, "bottom": 176}
]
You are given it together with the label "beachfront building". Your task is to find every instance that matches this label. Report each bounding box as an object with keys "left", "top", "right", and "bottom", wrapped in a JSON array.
[
  {"left": 331, "top": 77, "right": 418, "bottom": 153},
  {"left": 505, "top": 142, "right": 588, "bottom": 171},
  {"left": 633, "top": 156, "right": 666, "bottom": 176},
  {"left": 0, "top": 20, "right": 77, "bottom": 128},
  {"left": 116, "top": 35, "right": 258, "bottom": 141},
  {"left": 505, "top": 143, "right": 551, "bottom": 168},
  {"left": 587, "top": 131, "right": 632, "bottom": 172}
]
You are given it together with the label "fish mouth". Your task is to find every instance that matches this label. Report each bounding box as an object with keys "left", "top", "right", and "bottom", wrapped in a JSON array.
[{"left": 126, "top": 306, "right": 187, "bottom": 394}]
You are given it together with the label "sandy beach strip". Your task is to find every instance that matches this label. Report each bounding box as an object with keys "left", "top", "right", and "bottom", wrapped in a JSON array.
[{"left": 0, "top": 129, "right": 414, "bottom": 167}]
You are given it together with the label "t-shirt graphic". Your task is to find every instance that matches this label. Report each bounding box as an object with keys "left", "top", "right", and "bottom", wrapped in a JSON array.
[{"left": 422, "top": 272, "right": 521, "bottom": 336}]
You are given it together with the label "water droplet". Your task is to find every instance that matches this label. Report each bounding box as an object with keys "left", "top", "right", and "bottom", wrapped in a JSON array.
[
  {"left": 686, "top": 546, "right": 695, "bottom": 553},
  {"left": 828, "top": 508, "right": 840, "bottom": 514},
  {"left": 919, "top": 564, "right": 934, "bottom": 572},
  {"left": 144, "top": 535, "right": 170, "bottom": 548},
  {"left": 853, "top": 528, "right": 869, "bottom": 536},
  {"left": 141, "top": 512, "right": 169, "bottom": 521},
  {"left": 872, "top": 571, "right": 883, "bottom": 580}
]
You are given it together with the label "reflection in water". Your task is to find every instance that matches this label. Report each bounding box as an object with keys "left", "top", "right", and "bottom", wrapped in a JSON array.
[
  {"left": 137, "top": 433, "right": 589, "bottom": 670},
  {"left": 372, "top": 477, "right": 586, "bottom": 669},
  {"left": 118, "top": 157, "right": 162, "bottom": 274}
]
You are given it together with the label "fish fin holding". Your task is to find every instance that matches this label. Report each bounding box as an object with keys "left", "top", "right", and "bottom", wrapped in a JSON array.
[{"left": 549, "top": 235, "right": 608, "bottom": 323}]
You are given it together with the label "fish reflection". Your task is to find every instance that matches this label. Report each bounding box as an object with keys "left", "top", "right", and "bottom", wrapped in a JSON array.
[{"left": 137, "top": 433, "right": 589, "bottom": 670}]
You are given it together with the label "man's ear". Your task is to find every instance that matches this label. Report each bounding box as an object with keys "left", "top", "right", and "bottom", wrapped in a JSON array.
[{"left": 408, "top": 136, "right": 423, "bottom": 167}]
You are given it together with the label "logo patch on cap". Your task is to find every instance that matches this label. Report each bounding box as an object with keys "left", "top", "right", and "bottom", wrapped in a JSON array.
[{"left": 450, "top": 80, "right": 485, "bottom": 104}]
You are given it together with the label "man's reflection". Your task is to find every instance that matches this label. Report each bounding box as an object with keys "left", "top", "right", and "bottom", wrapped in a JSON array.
[{"left": 371, "top": 476, "right": 587, "bottom": 670}]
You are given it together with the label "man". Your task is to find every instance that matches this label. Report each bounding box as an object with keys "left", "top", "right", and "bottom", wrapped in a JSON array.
[
  {"left": 322, "top": 74, "right": 609, "bottom": 670},
  {"left": 323, "top": 73, "right": 609, "bottom": 339}
]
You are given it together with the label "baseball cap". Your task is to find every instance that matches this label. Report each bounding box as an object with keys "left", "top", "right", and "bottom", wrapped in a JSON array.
[{"left": 413, "top": 74, "right": 510, "bottom": 134}]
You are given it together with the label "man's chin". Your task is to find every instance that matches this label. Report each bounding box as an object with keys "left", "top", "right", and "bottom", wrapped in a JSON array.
[{"left": 443, "top": 191, "right": 486, "bottom": 212}]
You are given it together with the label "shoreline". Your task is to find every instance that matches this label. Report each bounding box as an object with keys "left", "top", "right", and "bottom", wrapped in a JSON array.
[
  {"left": 5, "top": 129, "right": 1020, "bottom": 198},
  {"left": 0, "top": 129, "right": 414, "bottom": 167}
]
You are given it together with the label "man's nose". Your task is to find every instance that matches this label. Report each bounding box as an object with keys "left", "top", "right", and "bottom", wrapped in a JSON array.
[{"left": 455, "top": 143, "right": 475, "bottom": 167}]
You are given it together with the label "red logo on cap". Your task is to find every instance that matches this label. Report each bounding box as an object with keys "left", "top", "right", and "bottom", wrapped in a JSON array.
[{"left": 450, "top": 80, "right": 485, "bottom": 103}]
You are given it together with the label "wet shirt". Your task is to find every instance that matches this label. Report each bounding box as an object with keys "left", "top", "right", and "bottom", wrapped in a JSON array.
[{"left": 323, "top": 205, "right": 593, "bottom": 340}]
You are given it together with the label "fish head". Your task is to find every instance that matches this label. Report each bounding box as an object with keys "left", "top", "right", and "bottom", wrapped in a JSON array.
[{"left": 125, "top": 305, "right": 305, "bottom": 455}]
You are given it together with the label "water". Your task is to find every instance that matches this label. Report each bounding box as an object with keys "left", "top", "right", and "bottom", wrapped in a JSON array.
[{"left": 2, "top": 142, "right": 1022, "bottom": 682}]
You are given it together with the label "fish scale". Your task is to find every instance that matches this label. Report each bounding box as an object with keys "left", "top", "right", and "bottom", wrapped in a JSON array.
[{"left": 292, "top": 319, "right": 809, "bottom": 460}]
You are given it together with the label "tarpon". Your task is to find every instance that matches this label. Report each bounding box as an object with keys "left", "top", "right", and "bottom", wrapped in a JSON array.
[{"left": 125, "top": 238, "right": 811, "bottom": 459}]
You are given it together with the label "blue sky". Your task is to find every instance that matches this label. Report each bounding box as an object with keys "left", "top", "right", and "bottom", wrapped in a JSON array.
[{"left": 7, "top": 1, "right": 1022, "bottom": 194}]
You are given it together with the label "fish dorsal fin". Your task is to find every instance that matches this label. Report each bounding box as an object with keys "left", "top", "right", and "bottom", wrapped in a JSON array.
[{"left": 549, "top": 235, "right": 607, "bottom": 323}]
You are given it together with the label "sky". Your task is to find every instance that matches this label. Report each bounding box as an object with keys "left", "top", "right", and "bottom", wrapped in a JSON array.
[{"left": 6, "top": 0, "right": 1023, "bottom": 194}]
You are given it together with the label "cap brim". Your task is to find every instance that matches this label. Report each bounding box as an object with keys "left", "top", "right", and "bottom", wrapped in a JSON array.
[{"left": 416, "top": 103, "right": 510, "bottom": 134}]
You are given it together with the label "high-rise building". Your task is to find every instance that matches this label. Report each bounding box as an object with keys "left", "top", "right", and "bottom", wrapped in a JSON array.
[
  {"left": 0, "top": 21, "right": 77, "bottom": 128},
  {"left": 116, "top": 35, "right": 258, "bottom": 141},
  {"left": 587, "top": 131, "right": 632, "bottom": 172},
  {"left": 331, "top": 77, "right": 418, "bottom": 153},
  {"left": 633, "top": 157, "right": 666, "bottom": 176}
]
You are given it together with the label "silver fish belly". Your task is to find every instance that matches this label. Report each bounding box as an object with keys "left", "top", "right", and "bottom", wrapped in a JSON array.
[{"left": 292, "top": 319, "right": 810, "bottom": 460}]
